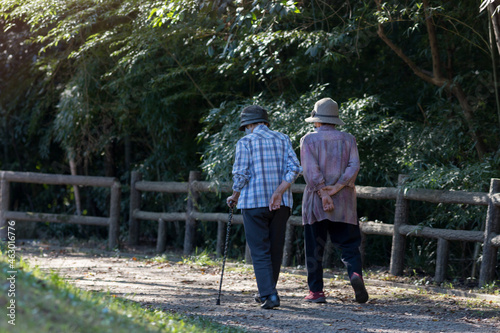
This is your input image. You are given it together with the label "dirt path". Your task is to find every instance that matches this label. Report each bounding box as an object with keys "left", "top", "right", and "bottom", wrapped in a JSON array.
[{"left": 19, "top": 242, "right": 500, "bottom": 333}]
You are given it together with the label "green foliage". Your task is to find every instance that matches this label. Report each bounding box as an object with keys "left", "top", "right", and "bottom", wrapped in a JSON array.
[
  {"left": 198, "top": 84, "right": 327, "bottom": 183},
  {"left": 1, "top": 0, "right": 499, "bottom": 279}
]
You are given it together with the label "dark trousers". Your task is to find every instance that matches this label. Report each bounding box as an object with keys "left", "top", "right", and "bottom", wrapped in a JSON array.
[
  {"left": 242, "top": 206, "right": 290, "bottom": 297},
  {"left": 304, "top": 220, "right": 362, "bottom": 292}
]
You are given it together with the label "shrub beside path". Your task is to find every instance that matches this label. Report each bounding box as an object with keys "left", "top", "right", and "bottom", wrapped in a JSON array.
[{"left": 19, "top": 242, "right": 500, "bottom": 333}]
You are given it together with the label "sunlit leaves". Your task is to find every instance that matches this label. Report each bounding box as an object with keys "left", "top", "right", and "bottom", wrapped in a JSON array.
[
  {"left": 198, "top": 84, "right": 327, "bottom": 182},
  {"left": 148, "top": 0, "right": 197, "bottom": 28},
  {"left": 480, "top": 0, "right": 500, "bottom": 13}
]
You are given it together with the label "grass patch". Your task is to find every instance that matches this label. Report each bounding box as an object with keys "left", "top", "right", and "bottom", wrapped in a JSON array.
[
  {"left": 181, "top": 249, "right": 219, "bottom": 267},
  {"left": 0, "top": 251, "right": 246, "bottom": 333}
]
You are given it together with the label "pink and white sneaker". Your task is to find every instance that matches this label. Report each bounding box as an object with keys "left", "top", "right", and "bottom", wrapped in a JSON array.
[
  {"left": 304, "top": 291, "right": 326, "bottom": 303},
  {"left": 350, "top": 272, "right": 369, "bottom": 303}
]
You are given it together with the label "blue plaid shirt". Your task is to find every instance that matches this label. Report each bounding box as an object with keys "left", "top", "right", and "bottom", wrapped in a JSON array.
[{"left": 232, "top": 125, "right": 302, "bottom": 209}]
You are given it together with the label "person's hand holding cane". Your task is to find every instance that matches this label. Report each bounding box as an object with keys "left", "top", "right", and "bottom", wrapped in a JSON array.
[{"left": 227, "top": 192, "right": 239, "bottom": 208}]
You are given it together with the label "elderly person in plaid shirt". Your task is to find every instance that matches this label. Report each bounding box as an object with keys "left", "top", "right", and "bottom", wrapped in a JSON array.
[{"left": 227, "top": 105, "right": 302, "bottom": 309}]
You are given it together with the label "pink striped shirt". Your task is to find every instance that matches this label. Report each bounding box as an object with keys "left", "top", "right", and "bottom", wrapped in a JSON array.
[{"left": 300, "top": 125, "right": 360, "bottom": 225}]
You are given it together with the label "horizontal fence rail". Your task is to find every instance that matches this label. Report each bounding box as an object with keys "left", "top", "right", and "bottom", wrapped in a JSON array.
[
  {"left": 129, "top": 171, "right": 500, "bottom": 286},
  {"left": 0, "top": 170, "right": 121, "bottom": 248},
  {"left": 0, "top": 171, "right": 117, "bottom": 187},
  {"left": 1, "top": 169, "right": 498, "bottom": 286}
]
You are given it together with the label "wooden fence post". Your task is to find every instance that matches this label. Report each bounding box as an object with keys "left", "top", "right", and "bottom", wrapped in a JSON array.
[
  {"left": 390, "top": 174, "right": 409, "bottom": 276},
  {"left": 245, "top": 242, "right": 252, "bottom": 264},
  {"left": 281, "top": 222, "right": 295, "bottom": 267},
  {"left": 108, "top": 179, "right": 121, "bottom": 249},
  {"left": 434, "top": 238, "right": 449, "bottom": 284},
  {"left": 479, "top": 178, "right": 500, "bottom": 286},
  {"left": 184, "top": 171, "right": 200, "bottom": 255},
  {"left": 0, "top": 178, "right": 9, "bottom": 240},
  {"left": 216, "top": 220, "right": 224, "bottom": 257},
  {"left": 157, "top": 218, "right": 167, "bottom": 253},
  {"left": 323, "top": 236, "right": 335, "bottom": 269},
  {"left": 128, "top": 171, "right": 142, "bottom": 245},
  {"left": 359, "top": 230, "right": 366, "bottom": 269}
]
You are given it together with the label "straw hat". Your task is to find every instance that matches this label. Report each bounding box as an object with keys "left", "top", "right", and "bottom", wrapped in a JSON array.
[{"left": 305, "top": 98, "right": 345, "bottom": 126}]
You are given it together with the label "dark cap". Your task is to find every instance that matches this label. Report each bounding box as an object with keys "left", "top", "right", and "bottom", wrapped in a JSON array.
[{"left": 239, "top": 105, "right": 269, "bottom": 131}]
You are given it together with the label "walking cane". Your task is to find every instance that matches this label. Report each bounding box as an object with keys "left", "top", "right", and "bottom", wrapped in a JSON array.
[{"left": 216, "top": 204, "right": 234, "bottom": 305}]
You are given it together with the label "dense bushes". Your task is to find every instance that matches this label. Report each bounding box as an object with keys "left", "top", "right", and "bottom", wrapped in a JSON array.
[{"left": 1, "top": 1, "right": 499, "bottom": 279}]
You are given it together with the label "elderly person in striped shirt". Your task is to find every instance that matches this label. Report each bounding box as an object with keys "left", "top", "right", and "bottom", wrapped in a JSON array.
[
  {"left": 226, "top": 105, "right": 302, "bottom": 309},
  {"left": 300, "top": 98, "right": 368, "bottom": 304}
]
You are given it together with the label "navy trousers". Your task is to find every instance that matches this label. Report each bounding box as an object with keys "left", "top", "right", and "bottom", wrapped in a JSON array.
[
  {"left": 304, "top": 220, "right": 362, "bottom": 292},
  {"left": 242, "top": 206, "right": 290, "bottom": 297}
]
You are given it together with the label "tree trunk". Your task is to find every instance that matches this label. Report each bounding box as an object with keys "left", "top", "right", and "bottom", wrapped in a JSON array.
[
  {"left": 375, "top": 0, "right": 487, "bottom": 160},
  {"left": 124, "top": 134, "right": 131, "bottom": 175},
  {"left": 69, "top": 154, "right": 82, "bottom": 215},
  {"left": 104, "top": 141, "right": 115, "bottom": 178},
  {"left": 486, "top": 2, "right": 500, "bottom": 128},
  {"left": 487, "top": 1, "right": 500, "bottom": 57},
  {"left": 2, "top": 117, "right": 8, "bottom": 164}
]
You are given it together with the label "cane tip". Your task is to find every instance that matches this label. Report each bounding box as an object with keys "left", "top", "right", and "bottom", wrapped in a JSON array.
[{"left": 216, "top": 299, "right": 221, "bottom": 305}]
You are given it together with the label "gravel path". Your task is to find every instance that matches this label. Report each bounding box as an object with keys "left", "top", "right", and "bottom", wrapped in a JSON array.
[{"left": 20, "top": 243, "right": 500, "bottom": 333}]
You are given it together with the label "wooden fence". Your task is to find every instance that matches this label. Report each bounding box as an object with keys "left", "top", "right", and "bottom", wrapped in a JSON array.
[
  {"left": 0, "top": 169, "right": 498, "bottom": 286},
  {"left": 129, "top": 171, "right": 500, "bottom": 286},
  {"left": 0, "top": 171, "right": 121, "bottom": 248}
]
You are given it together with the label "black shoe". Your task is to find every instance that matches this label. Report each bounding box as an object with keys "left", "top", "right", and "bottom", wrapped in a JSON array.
[
  {"left": 254, "top": 294, "right": 263, "bottom": 304},
  {"left": 350, "top": 273, "right": 369, "bottom": 303},
  {"left": 260, "top": 293, "right": 280, "bottom": 309}
]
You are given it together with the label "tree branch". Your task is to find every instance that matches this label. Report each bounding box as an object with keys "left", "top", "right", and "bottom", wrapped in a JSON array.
[
  {"left": 374, "top": 0, "right": 445, "bottom": 87},
  {"left": 488, "top": 1, "right": 500, "bottom": 57},
  {"left": 423, "top": 0, "right": 443, "bottom": 80},
  {"left": 374, "top": 0, "right": 487, "bottom": 159},
  {"left": 165, "top": 49, "right": 216, "bottom": 109}
]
